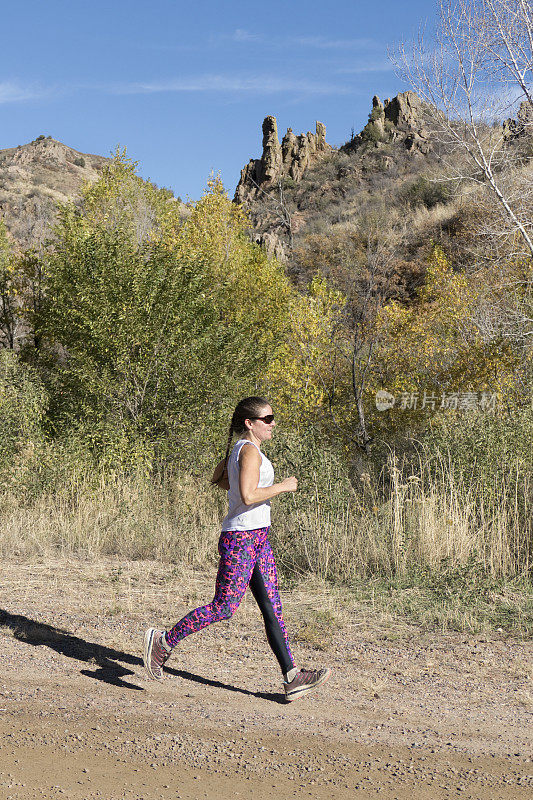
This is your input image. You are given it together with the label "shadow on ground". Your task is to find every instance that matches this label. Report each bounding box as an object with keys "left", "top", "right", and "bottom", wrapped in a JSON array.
[{"left": 0, "top": 609, "right": 285, "bottom": 702}]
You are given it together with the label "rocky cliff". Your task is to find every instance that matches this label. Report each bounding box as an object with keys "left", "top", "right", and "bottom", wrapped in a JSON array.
[
  {"left": 350, "top": 91, "right": 431, "bottom": 155},
  {"left": 235, "top": 92, "right": 431, "bottom": 213}
]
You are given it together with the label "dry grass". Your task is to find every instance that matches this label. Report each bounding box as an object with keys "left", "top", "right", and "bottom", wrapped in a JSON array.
[
  {"left": 0, "top": 448, "right": 529, "bottom": 637},
  {"left": 410, "top": 198, "right": 461, "bottom": 232},
  {"left": 0, "top": 472, "right": 222, "bottom": 567},
  {"left": 273, "top": 452, "right": 531, "bottom": 586},
  {"left": 0, "top": 452, "right": 529, "bottom": 588}
]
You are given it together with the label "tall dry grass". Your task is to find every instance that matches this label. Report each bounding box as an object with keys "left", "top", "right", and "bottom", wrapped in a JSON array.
[
  {"left": 0, "top": 469, "right": 222, "bottom": 567},
  {"left": 0, "top": 450, "right": 529, "bottom": 584},
  {"left": 275, "top": 451, "right": 531, "bottom": 583}
]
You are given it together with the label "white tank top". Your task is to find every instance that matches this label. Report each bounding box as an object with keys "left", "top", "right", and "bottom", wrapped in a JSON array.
[{"left": 221, "top": 439, "right": 275, "bottom": 531}]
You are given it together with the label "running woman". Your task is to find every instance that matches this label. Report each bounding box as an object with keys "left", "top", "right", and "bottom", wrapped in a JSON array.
[{"left": 143, "top": 396, "right": 331, "bottom": 702}]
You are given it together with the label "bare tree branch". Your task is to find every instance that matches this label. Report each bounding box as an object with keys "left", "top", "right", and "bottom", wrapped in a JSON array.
[{"left": 393, "top": 0, "right": 533, "bottom": 259}]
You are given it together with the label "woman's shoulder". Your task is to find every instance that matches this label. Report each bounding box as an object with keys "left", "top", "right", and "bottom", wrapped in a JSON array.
[
  {"left": 238, "top": 440, "right": 262, "bottom": 459},
  {"left": 230, "top": 439, "right": 259, "bottom": 459}
]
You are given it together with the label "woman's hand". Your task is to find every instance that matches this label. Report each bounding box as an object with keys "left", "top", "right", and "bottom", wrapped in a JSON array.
[{"left": 280, "top": 476, "right": 298, "bottom": 493}]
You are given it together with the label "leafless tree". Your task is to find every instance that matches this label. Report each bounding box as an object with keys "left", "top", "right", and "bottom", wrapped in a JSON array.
[
  {"left": 245, "top": 177, "right": 294, "bottom": 248},
  {"left": 481, "top": 0, "right": 533, "bottom": 104},
  {"left": 394, "top": 0, "right": 533, "bottom": 260}
]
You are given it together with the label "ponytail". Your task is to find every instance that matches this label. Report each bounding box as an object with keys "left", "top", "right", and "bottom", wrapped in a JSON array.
[
  {"left": 210, "top": 420, "right": 235, "bottom": 487},
  {"left": 223, "top": 420, "right": 234, "bottom": 470},
  {"left": 211, "top": 397, "right": 270, "bottom": 487}
]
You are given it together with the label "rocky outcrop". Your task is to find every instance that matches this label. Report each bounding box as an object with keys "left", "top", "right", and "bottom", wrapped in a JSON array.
[
  {"left": 349, "top": 91, "right": 431, "bottom": 155},
  {"left": 235, "top": 93, "right": 431, "bottom": 208},
  {"left": 234, "top": 118, "right": 331, "bottom": 204},
  {"left": 503, "top": 100, "right": 533, "bottom": 141},
  {"left": 383, "top": 92, "right": 422, "bottom": 128},
  {"left": 233, "top": 92, "right": 434, "bottom": 264},
  {"left": 249, "top": 230, "right": 289, "bottom": 262}
]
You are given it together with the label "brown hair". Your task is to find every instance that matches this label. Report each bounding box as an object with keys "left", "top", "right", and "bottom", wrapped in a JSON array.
[{"left": 211, "top": 396, "right": 270, "bottom": 485}]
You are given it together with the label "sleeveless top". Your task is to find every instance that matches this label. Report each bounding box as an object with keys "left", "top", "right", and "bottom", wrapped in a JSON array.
[{"left": 221, "top": 439, "right": 275, "bottom": 531}]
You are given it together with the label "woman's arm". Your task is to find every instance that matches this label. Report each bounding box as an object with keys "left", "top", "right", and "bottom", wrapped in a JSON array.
[
  {"left": 239, "top": 443, "right": 297, "bottom": 505},
  {"left": 211, "top": 458, "right": 230, "bottom": 490}
]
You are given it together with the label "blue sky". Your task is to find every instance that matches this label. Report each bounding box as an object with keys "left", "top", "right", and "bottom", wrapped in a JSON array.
[{"left": 1, "top": 0, "right": 436, "bottom": 200}]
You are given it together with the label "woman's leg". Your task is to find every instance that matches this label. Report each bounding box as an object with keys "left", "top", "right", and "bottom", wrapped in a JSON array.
[
  {"left": 165, "top": 529, "right": 258, "bottom": 648},
  {"left": 248, "top": 534, "right": 295, "bottom": 674}
]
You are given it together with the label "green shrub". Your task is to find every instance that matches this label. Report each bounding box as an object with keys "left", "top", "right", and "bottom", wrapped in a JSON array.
[
  {"left": 73, "top": 156, "right": 86, "bottom": 168},
  {"left": 281, "top": 176, "right": 297, "bottom": 190},
  {"left": 369, "top": 106, "right": 385, "bottom": 123},
  {"left": 361, "top": 121, "right": 383, "bottom": 144},
  {"left": 401, "top": 176, "right": 451, "bottom": 209},
  {"left": 0, "top": 350, "right": 47, "bottom": 466}
]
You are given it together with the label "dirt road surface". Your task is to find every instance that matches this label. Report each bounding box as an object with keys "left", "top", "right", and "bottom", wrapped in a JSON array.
[{"left": 0, "top": 559, "right": 531, "bottom": 800}]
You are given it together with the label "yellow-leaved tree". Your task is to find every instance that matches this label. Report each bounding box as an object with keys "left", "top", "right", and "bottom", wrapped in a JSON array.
[
  {"left": 368, "top": 244, "right": 521, "bottom": 438},
  {"left": 266, "top": 274, "right": 347, "bottom": 426},
  {"left": 176, "top": 176, "right": 293, "bottom": 370}
]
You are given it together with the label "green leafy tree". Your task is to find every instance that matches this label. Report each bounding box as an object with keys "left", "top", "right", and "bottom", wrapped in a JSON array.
[
  {"left": 0, "top": 222, "right": 23, "bottom": 349},
  {"left": 38, "top": 154, "right": 292, "bottom": 464}
]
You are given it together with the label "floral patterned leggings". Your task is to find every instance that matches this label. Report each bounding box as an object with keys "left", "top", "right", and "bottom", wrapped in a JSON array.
[{"left": 165, "top": 526, "right": 295, "bottom": 673}]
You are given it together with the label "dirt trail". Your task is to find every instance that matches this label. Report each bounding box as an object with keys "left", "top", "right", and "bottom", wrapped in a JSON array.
[{"left": 0, "top": 558, "right": 531, "bottom": 800}]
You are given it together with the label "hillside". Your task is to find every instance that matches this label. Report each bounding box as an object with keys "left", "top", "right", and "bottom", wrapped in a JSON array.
[
  {"left": 233, "top": 91, "right": 471, "bottom": 299},
  {"left": 0, "top": 136, "right": 109, "bottom": 245},
  {"left": 0, "top": 94, "right": 485, "bottom": 281},
  {"left": 0, "top": 93, "right": 528, "bottom": 298}
]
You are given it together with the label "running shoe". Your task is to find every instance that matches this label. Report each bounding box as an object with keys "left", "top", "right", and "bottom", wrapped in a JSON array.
[
  {"left": 143, "top": 628, "right": 172, "bottom": 680},
  {"left": 283, "top": 666, "right": 331, "bottom": 702}
]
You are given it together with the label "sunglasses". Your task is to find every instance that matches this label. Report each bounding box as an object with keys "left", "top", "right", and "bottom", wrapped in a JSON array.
[{"left": 251, "top": 414, "right": 275, "bottom": 424}]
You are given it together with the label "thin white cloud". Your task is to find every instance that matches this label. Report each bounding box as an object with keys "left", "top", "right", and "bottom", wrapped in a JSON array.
[
  {"left": 112, "top": 74, "right": 351, "bottom": 96},
  {"left": 215, "top": 31, "right": 384, "bottom": 51},
  {"left": 291, "top": 35, "right": 381, "bottom": 50},
  {"left": 0, "top": 80, "right": 47, "bottom": 104},
  {"left": 232, "top": 29, "right": 260, "bottom": 42},
  {"left": 336, "top": 61, "right": 395, "bottom": 75}
]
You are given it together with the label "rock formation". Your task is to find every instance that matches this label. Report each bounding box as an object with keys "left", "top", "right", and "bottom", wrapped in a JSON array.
[
  {"left": 235, "top": 92, "right": 432, "bottom": 211},
  {"left": 503, "top": 100, "right": 533, "bottom": 141},
  {"left": 352, "top": 91, "right": 431, "bottom": 155},
  {"left": 233, "top": 91, "right": 435, "bottom": 263},
  {"left": 234, "top": 118, "right": 331, "bottom": 204}
]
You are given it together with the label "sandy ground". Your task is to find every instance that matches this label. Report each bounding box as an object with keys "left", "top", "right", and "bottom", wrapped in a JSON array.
[{"left": 0, "top": 558, "right": 531, "bottom": 800}]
